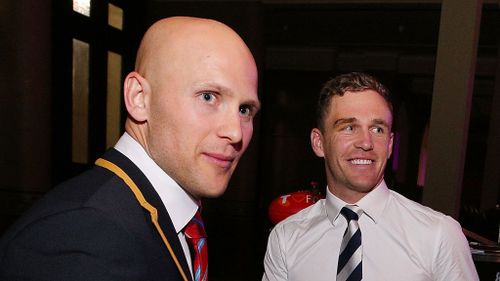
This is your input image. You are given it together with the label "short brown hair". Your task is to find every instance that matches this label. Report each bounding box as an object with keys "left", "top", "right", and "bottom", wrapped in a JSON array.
[{"left": 316, "top": 72, "right": 393, "bottom": 130}]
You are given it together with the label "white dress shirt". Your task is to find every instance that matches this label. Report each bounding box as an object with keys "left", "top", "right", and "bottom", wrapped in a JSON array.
[
  {"left": 262, "top": 181, "right": 479, "bottom": 281},
  {"left": 114, "top": 133, "right": 198, "bottom": 274}
]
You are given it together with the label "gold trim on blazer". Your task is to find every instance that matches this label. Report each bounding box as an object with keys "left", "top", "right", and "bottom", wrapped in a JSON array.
[{"left": 95, "top": 158, "right": 190, "bottom": 281}]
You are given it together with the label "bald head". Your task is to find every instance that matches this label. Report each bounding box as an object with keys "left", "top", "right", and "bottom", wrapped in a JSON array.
[
  {"left": 122, "top": 16, "right": 259, "bottom": 198},
  {"left": 135, "top": 16, "right": 255, "bottom": 84}
]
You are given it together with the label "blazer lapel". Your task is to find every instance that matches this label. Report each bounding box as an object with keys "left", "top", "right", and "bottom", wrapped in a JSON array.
[{"left": 100, "top": 148, "right": 193, "bottom": 281}]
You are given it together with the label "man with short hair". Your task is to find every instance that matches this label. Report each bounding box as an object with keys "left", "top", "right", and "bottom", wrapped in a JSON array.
[{"left": 262, "top": 72, "right": 478, "bottom": 281}]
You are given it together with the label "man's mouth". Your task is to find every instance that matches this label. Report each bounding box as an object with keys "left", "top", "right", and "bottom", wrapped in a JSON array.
[
  {"left": 350, "top": 159, "right": 373, "bottom": 165},
  {"left": 204, "top": 152, "right": 236, "bottom": 169}
]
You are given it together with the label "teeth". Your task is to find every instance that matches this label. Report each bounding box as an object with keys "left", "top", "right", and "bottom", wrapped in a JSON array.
[{"left": 351, "top": 159, "right": 372, "bottom": 165}]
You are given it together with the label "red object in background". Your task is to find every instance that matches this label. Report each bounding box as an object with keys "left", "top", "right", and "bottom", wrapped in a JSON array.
[{"left": 268, "top": 189, "right": 325, "bottom": 225}]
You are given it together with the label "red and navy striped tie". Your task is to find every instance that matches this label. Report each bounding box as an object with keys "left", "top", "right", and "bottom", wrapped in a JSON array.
[{"left": 184, "top": 210, "right": 208, "bottom": 281}]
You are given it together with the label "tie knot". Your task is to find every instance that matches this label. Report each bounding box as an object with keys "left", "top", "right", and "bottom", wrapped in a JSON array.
[
  {"left": 340, "top": 205, "right": 362, "bottom": 222},
  {"left": 184, "top": 211, "right": 207, "bottom": 239}
]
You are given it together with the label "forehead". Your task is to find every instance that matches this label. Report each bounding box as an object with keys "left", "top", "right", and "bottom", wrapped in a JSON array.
[
  {"left": 141, "top": 19, "right": 257, "bottom": 87},
  {"left": 328, "top": 90, "right": 392, "bottom": 122},
  {"left": 160, "top": 37, "right": 258, "bottom": 98}
]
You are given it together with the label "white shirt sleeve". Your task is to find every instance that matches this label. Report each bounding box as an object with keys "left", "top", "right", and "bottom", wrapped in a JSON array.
[
  {"left": 432, "top": 216, "right": 479, "bottom": 281},
  {"left": 263, "top": 226, "right": 288, "bottom": 281}
]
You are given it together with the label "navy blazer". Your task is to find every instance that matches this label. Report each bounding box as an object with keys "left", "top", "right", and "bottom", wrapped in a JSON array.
[{"left": 0, "top": 149, "right": 192, "bottom": 281}]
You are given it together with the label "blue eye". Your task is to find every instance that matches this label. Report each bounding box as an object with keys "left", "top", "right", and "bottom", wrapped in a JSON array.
[
  {"left": 239, "top": 105, "right": 252, "bottom": 117},
  {"left": 201, "top": 92, "right": 215, "bottom": 102},
  {"left": 344, "top": 125, "right": 353, "bottom": 131}
]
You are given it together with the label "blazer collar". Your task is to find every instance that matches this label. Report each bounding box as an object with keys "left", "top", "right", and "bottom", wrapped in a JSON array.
[{"left": 100, "top": 148, "right": 193, "bottom": 281}]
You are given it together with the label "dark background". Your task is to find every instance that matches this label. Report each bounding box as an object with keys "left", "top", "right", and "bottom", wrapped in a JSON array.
[{"left": 1, "top": 1, "right": 500, "bottom": 280}]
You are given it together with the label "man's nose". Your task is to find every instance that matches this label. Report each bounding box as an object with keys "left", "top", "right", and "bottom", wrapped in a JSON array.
[
  {"left": 354, "top": 129, "right": 374, "bottom": 151},
  {"left": 217, "top": 110, "right": 243, "bottom": 145}
]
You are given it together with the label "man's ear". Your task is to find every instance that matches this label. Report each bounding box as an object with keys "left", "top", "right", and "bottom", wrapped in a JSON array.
[
  {"left": 123, "top": 71, "right": 150, "bottom": 122},
  {"left": 310, "top": 128, "right": 325, "bottom": 157}
]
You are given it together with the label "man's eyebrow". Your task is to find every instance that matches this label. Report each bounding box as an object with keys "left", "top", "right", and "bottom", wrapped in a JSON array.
[
  {"left": 372, "top": 118, "right": 391, "bottom": 127},
  {"left": 333, "top": 117, "right": 356, "bottom": 126},
  {"left": 244, "top": 99, "right": 261, "bottom": 112},
  {"left": 196, "top": 81, "right": 228, "bottom": 93}
]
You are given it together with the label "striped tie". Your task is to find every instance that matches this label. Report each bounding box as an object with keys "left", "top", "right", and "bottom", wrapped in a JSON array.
[
  {"left": 337, "top": 205, "right": 363, "bottom": 281},
  {"left": 184, "top": 210, "right": 208, "bottom": 281}
]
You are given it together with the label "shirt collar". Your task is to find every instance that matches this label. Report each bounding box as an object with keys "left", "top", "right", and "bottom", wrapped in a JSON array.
[
  {"left": 356, "top": 180, "right": 390, "bottom": 224},
  {"left": 325, "top": 180, "right": 390, "bottom": 225},
  {"left": 114, "top": 133, "right": 198, "bottom": 234},
  {"left": 325, "top": 188, "right": 344, "bottom": 226}
]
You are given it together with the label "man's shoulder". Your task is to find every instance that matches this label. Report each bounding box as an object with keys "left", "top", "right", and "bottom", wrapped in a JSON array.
[
  {"left": 272, "top": 199, "right": 327, "bottom": 233},
  {"left": 389, "top": 190, "right": 443, "bottom": 214},
  {"left": 0, "top": 164, "right": 136, "bottom": 243},
  {"left": 39, "top": 165, "right": 125, "bottom": 209},
  {"left": 387, "top": 190, "right": 461, "bottom": 230}
]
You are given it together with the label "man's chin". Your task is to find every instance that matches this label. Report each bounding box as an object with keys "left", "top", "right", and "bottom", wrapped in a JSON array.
[
  {"left": 348, "top": 179, "right": 380, "bottom": 193},
  {"left": 356, "top": 182, "right": 377, "bottom": 193},
  {"left": 198, "top": 184, "right": 229, "bottom": 199}
]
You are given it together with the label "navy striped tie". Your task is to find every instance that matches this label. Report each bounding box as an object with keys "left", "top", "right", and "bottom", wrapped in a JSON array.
[{"left": 337, "top": 205, "right": 363, "bottom": 281}]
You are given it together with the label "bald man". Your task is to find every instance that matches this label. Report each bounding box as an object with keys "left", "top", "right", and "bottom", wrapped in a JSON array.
[{"left": 0, "top": 17, "right": 260, "bottom": 281}]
